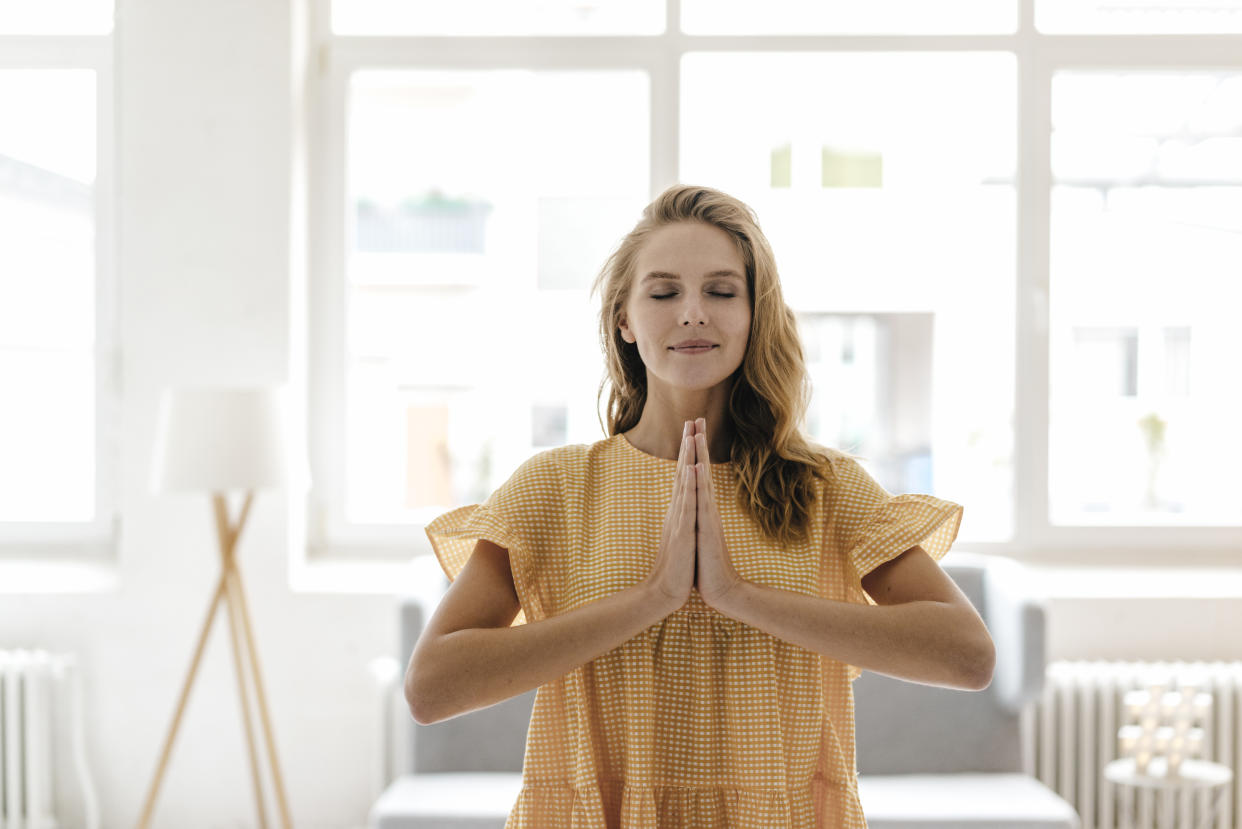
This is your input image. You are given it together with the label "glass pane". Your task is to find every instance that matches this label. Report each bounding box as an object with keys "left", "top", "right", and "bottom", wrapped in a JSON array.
[
  {"left": 0, "top": 70, "right": 97, "bottom": 524},
  {"left": 345, "top": 69, "right": 648, "bottom": 524},
  {"left": 1049, "top": 70, "right": 1242, "bottom": 525},
  {"left": 1038, "top": 0, "right": 1242, "bottom": 34},
  {"left": 333, "top": 0, "right": 664, "bottom": 35},
  {"left": 0, "top": 71, "right": 97, "bottom": 351},
  {"left": 0, "top": 352, "right": 95, "bottom": 521},
  {"left": 683, "top": 0, "right": 1016, "bottom": 34},
  {"left": 0, "top": 0, "right": 112, "bottom": 34},
  {"left": 682, "top": 52, "right": 1017, "bottom": 543}
]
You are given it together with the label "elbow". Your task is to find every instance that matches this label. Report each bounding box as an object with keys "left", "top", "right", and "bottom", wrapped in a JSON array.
[
  {"left": 407, "top": 687, "right": 440, "bottom": 727},
  {"left": 406, "top": 693, "right": 432, "bottom": 727},
  {"left": 971, "top": 636, "right": 997, "bottom": 692},
  {"left": 404, "top": 665, "right": 440, "bottom": 726}
]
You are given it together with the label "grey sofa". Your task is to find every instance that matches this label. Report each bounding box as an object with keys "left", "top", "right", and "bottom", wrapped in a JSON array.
[{"left": 369, "top": 552, "right": 1080, "bottom": 829}]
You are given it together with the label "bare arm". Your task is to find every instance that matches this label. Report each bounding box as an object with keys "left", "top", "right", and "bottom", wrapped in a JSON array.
[
  {"left": 717, "top": 582, "right": 991, "bottom": 690},
  {"left": 711, "top": 546, "right": 995, "bottom": 691},
  {"left": 406, "top": 539, "right": 678, "bottom": 725}
]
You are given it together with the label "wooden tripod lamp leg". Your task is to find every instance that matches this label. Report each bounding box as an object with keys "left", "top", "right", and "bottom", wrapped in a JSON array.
[
  {"left": 219, "top": 489, "right": 293, "bottom": 829},
  {"left": 227, "top": 557, "right": 294, "bottom": 829},
  {"left": 221, "top": 531, "right": 270, "bottom": 829},
  {"left": 135, "top": 570, "right": 230, "bottom": 829},
  {"left": 135, "top": 491, "right": 295, "bottom": 829}
]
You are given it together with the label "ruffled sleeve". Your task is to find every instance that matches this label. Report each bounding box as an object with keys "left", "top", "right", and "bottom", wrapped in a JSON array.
[
  {"left": 423, "top": 451, "right": 561, "bottom": 627},
  {"left": 825, "top": 453, "right": 964, "bottom": 681}
]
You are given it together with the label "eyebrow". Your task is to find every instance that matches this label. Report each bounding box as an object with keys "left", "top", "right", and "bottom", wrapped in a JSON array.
[{"left": 641, "top": 269, "right": 744, "bottom": 284}]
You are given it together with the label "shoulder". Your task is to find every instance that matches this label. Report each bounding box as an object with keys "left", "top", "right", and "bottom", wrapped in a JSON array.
[
  {"left": 804, "top": 440, "right": 861, "bottom": 478},
  {"left": 803, "top": 442, "right": 886, "bottom": 501},
  {"left": 489, "top": 444, "right": 588, "bottom": 517},
  {"left": 510, "top": 442, "right": 592, "bottom": 482}
]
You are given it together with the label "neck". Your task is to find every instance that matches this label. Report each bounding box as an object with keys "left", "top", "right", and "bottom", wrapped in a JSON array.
[{"left": 623, "top": 409, "right": 734, "bottom": 462}]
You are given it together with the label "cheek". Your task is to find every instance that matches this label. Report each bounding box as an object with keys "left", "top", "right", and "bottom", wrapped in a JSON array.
[{"left": 731, "top": 311, "right": 752, "bottom": 342}]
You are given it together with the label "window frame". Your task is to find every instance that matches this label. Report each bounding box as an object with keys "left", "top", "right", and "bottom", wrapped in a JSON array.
[
  {"left": 306, "top": 0, "right": 1242, "bottom": 566},
  {"left": 0, "top": 33, "right": 119, "bottom": 562}
]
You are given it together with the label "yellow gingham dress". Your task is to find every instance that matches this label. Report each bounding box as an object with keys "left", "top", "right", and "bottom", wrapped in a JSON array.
[{"left": 424, "top": 432, "right": 964, "bottom": 828}]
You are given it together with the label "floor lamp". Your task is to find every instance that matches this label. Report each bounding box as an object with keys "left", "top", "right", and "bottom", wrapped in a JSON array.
[{"left": 139, "top": 385, "right": 309, "bottom": 829}]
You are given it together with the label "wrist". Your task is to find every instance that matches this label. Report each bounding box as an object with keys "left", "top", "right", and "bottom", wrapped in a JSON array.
[
  {"left": 702, "top": 575, "right": 747, "bottom": 613},
  {"left": 638, "top": 580, "right": 686, "bottom": 619}
]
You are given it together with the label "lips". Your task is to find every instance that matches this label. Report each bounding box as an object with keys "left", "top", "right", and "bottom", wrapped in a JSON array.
[{"left": 670, "top": 339, "right": 716, "bottom": 349}]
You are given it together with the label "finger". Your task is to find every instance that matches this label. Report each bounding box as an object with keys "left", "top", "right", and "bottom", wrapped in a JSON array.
[
  {"left": 677, "top": 437, "right": 690, "bottom": 514},
  {"left": 696, "top": 462, "right": 705, "bottom": 515},
  {"left": 695, "top": 426, "right": 710, "bottom": 467},
  {"left": 696, "top": 465, "right": 708, "bottom": 540},
  {"left": 681, "top": 423, "right": 696, "bottom": 480},
  {"left": 680, "top": 425, "right": 690, "bottom": 477},
  {"left": 684, "top": 465, "right": 696, "bottom": 526}
]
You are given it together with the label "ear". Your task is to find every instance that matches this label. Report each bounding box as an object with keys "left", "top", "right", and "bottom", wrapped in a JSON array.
[{"left": 618, "top": 315, "right": 635, "bottom": 343}]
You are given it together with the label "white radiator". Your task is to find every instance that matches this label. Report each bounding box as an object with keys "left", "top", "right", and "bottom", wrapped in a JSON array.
[
  {"left": 0, "top": 650, "right": 98, "bottom": 829},
  {"left": 1027, "top": 660, "right": 1242, "bottom": 829}
]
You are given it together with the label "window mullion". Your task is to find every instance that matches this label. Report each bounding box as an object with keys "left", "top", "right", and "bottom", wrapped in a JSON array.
[
  {"left": 97, "top": 34, "right": 121, "bottom": 556},
  {"left": 652, "top": 24, "right": 680, "bottom": 196},
  {"left": 311, "top": 7, "right": 352, "bottom": 561},
  {"left": 1017, "top": 28, "right": 1054, "bottom": 551}
]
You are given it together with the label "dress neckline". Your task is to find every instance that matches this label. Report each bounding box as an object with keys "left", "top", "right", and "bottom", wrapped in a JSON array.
[{"left": 616, "top": 432, "right": 732, "bottom": 467}]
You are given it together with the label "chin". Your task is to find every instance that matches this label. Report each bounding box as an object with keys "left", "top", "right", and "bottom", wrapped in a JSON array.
[{"left": 661, "top": 372, "right": 735, "bottom": 392}]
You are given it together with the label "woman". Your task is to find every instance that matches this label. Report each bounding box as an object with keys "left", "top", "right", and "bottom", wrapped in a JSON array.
[{"left": 406, "top": 184, "right": 991, "bottom": 828}]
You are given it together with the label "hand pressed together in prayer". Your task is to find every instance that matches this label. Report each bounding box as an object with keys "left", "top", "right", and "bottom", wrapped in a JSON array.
[
  {"left": 646, "top": 417, "right": 745, "bottom": 612},
  {"left": 688, "top": 417, "right": 744, "bottom": 608}
]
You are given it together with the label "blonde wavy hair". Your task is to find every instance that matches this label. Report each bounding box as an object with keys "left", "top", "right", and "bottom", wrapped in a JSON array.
[{"left": 591, "top": 183, "right": 856, "bottom": 548}]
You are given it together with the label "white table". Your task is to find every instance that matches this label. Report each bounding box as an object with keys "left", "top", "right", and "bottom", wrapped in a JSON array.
[{"left": 1104, "top": 757, "right": 1233, "bottom": 829}]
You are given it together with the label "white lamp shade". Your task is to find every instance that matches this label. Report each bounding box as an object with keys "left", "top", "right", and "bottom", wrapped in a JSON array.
[{"left": 150, "top": 385, "right": 310, "bottom": 494}]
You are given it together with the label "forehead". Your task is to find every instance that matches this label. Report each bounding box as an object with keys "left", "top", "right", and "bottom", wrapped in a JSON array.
[
  {"left": 635, "top": 221, "right": 745, "bottom": 283},
  {"left": 640, "top": 269, "right": 744, "bottom": 285}
]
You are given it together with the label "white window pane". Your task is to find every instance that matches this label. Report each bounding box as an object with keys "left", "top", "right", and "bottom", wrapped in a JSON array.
[
  {"left": 0, "top": 352, "right": 95, "bottom": 521},
  {"left": 332, "top": 0, "right": 664, "bottom": 35},
  {"left": 0, "top": 0, "right": 112, "bottom": 34},
  {"left": 0, "top": 70, "right": 97, "bottom": 526},
  {"left": 1038, "top": 0, "right": 1242, "bottom": 34},
  {"left": 532, "top": 403, "right": 569, "bottom": 447},
  {"left": 348, "top": 70, "right": 648, "bottom": 286},
  {"left": 0, "top": 70, "right": 96, "bottom": 349},
  {"left": 1163, "top": 326, "right": 1190, "bottom": 397},
  {"left": 799, "top": 312, "right": 939, "bottom": 491},
  {"left": 1049, "top": 71, "right": 1242, "bottom": 525},
  {"left": 345, "top": 70, "right": 648, "bottom": 523},
  {"left": 682, "top": 0, "right": 1016, "bottom": 34},
  {"left": 682, "top": 52, "right": 1017, "bottom": 543}
]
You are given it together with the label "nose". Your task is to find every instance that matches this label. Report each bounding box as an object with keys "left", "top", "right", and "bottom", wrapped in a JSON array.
[{"left": 679, "top": 296, "right": 706, "bottom": 326}]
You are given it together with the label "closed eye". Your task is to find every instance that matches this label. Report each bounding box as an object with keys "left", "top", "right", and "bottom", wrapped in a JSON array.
[{"left": 651, "top": 292, "right": 735, "bottom": 299}]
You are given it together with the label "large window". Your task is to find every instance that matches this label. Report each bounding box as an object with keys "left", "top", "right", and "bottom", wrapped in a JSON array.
[
  {"left": 343, "top": 69, "right": 648, "bottom": 528},
  {"left": 310, "top": 0, "right": 1242, "bottom": 563},
  {"left": 0, "top": 4, "right": 117, "bottom": 558},
  {"left": 1049, "top": 71, "right": 1242, "bottom": 526}
]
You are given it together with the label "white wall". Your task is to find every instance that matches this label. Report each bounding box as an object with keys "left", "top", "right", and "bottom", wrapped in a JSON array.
[
  {"left": 1, "top": 1, "right": 1240, "bottom": 827},
  {"left": 3, "top": 0, "right": 404, "bottom": 827}
]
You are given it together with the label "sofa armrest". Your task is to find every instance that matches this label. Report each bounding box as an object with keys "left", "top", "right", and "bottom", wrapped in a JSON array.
[
  {"left": 982, "top": 557, "right": 1047, "bottom": 715},
  {"left": 367, "top": 654, "right": 406, "bottom": 798}
]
